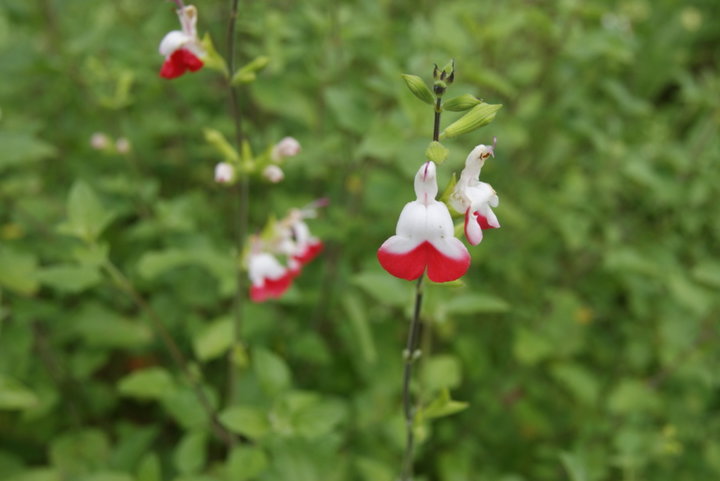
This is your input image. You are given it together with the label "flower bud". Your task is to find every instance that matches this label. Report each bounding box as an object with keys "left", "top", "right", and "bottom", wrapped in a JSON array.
[
  {"left": 90, "top": 133, "right": 109, "bottom": 150},
  {"left": 271, "top": 137, "right": 301, "bottom": 161},
  {"left": 401, "top": 74, "right": 435, "bottom": 105},
  {"left": 262, "top": 165, "right": 284, "bottom": 183},
  {"left": 214, "top": 162, "right": 234, "bottom": 183},
  {"left": 115, "top": 137, "right": 131, "bottom": 154}
]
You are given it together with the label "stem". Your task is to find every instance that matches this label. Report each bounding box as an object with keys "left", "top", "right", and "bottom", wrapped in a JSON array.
[
  {"left": 225, "top": 0, "right": 248, "bottom": 409},
  {"left": 400, "top": 90, "right": 443, "bottom": 481},
  {"left": 102, "top": 260, "right": 234, "bottom": 448},
  {"left": 400, "top": 275, "right": 425, "bottom": 481}
]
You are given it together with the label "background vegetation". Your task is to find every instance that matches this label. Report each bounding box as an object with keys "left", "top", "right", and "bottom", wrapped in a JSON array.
[{"left": 1, "top": 0, "right": 719, "bottom": 480}]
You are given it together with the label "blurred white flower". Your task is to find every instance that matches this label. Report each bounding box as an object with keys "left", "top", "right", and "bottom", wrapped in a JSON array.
[
  {"left": 214, "top": 162, "right": 234, "bottom": 183},
  {"left": 115, "top": 137, "right": 131, "bottom": 154},
  {"left": 271, "top": 137, "right": 301, "bottom": 162},
  {"left": 90, "top": 133, "right": 109, "bottom": 150},
  {"left": 262, "top": 165, "right": 284, "bottom": 183}
]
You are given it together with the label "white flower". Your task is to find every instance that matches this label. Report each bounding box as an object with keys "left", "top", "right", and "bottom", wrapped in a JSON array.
[
  {"left": 449, "top": 142, "right": 500, "bottom": 246},
  {"left": 271, "top": 137, "right": 301, "bottom": 162},
  {"left": 214, "top": 162, "right": 234, "bottom": 183},
  {"left": 262, "top": 165, "right": 284, "bottom": 183},
  {"left": 115, "top": 137, "right": 131, "bottom": 154},
  {"left": 90, "top": 133, "right": 109, "bottom": 150}
]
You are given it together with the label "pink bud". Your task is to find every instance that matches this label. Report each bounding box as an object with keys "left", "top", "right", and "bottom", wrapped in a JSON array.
[
  {"left": 271, "top": 137, "right": 301, "bottom": 161},
  {"left": 214, "top": 162, "right": 234, "bottom": 183},
  {"left": 90, "top": 133, "right": 109, "bottom": 150},
  {"left": 115, "top": 137, "right": 131, "bottom": 154},
  {"left": 262, "top": 165, "right": 284, "bottom": 183}
]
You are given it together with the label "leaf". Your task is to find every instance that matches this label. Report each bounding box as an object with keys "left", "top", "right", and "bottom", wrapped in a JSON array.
[
  {"left": 692, "top": 262, "right": 720, "bottom": 288},
  {"left": 136, "top": 454, "right": 162, "bottom": 481},
  {"left": 0, "top": 130, "right": 55, "bottom": 172},
  {"left": 72, "top": 304, "right": 152, "bottom": 349},
  {"left": 341, "top": 294, "right": 377, "bottom": 364},
  {"left": 199, "top": 33, "right": 228, "bottom": 76},
  {"left": 0, "top": 375, "right": 39, "bottom": 410},
  {"left": 401, "top": 74, "right": 435, "bottom": 105},
  {"left": 352, "top": 271, "right": 410, "bottom": 307},
  {"left": 231, "top": 56, "right": 270, "bottom": 86},
  {"left": 226, "top": 446, "right": 269, "bottom": 481},
  {"left": 117, "top": 367, "right": 176, "bottom": 401},
  {"left": 425, "top": 141, "right": 449, "bottom": 164},
  {"left": 49, "top": 429, "right": 110, "bottom": 476},
  {"left": 420, "top": 389, "right": 468, "bottom": 420},
  {"left": 203, "top": 129, "right": 240, "bottom": 164},
  {"left": 174, "top": 431, "right": 207, "bottom": 475},
  {"left": 253, "top": 348, "right": 291, "bottom": 396},
  {"left": 0, "top": 246, "right": 39, "bottom": 295},
  {"left": 442, "top": 94, "right": 482, "bottom": 112},
  {"left": 422, "top": 355, "right": 462, "bottom": 391},
  {"left": 36, "top": 264, "right": 102, "bottom": 293},
  {"left": 444, "top": 293, "right": 510, "bottom": 315},
  {"left": 440, "top": 103, "right": 502, "bottom": 139},
  {"left": 58, "top": 181, "right": 116, "bottom": 242},
  {"left": 559, "top": 452, "right": 589, "bottom": 481},
  {"left": 219, "top": 405, "right": 269, "bottom": 440},
  {"left": 193, "top": 317, "right": 233, "bottom": 362}
]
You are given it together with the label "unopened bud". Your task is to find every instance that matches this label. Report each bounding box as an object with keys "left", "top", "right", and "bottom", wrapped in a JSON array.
[
  {"left": 115, "top": 137, "right": 131, "bottom": 154},
  {"left": 214, "top": 162, "right": 234, "bottom": 183},
  {"left": 90, "top": 133, "right": 109, "bottom": 150},
  {"left": 262, "top": 165, "right": 284, "bottom": 183},
  {"left": 271, "top": 137, "right": 301, "bottom": 162}
]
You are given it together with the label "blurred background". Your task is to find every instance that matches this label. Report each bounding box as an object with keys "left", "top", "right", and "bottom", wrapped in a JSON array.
[{"left": 1, "top": 0, "right": 719, "bottom": 480}]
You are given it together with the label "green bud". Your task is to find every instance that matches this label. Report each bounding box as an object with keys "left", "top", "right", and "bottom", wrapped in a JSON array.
[
  {"left": 203, "top": 128, "right": 240, "bottom": 163},
  {"left": 442, "top": 94, "right": 482, "bottom": 112},
  {"left": 433, "top": 80, "right": 447, "bottom": 97},
  {"left": 439, "top": 172, "right": 458, "bottom": 207},
  {"left": 401, "top": 74, "right": 435, "bottom": 105},
  {"left": 440, "top": 103, "right": 503, "bottom": 139},
  {"left": 200, "top": 33, "right": 229, "bottom": 77},
  {"left": 231, "top": 56, "right": 270, "bottom": 86},
  {"left": 425, "top": 141, "right": 449, "bottom": 164}
]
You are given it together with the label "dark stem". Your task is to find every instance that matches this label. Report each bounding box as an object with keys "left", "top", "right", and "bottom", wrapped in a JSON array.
[
  {"left": 225, "top": 0, "right": 248, "bottom": 409},
  {"left": 433, "top": 98, "right": 442, "bottom": 141},
  {"left": 102, "top": 261, "right": 234, "bottom": 448},
  {"left": 400, "top": 275, "right": 425, "bottom": 481}
]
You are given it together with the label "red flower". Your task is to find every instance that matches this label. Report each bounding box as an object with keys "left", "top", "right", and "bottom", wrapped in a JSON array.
[{"left": 158, "top": 5, "right": 204, "bottom": 79}]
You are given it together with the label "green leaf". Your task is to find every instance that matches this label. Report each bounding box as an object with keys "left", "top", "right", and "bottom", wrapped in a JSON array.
[
  {"left": 401, "top": 74, "right": 435, "bottom": 105},
  {"left": 162, "top": 389, "right": 211, "bottom": 430},
  {"left": 559, "top": 452, "right": 589, "bottom": 481},
  {"left": 226, "top": 446, "right": 268, "bottom": 481},
  {"left": 231, "top": 56, "right": 270, "bottom": 86},
  {"left": 420, "top": 389, "right": 468, "bottom": 420},
  {"left": 136, "top": 454, "right": 162, "bottom": 481},
  {"left": 117, "top": 367, "right": 176, "bottom": 401},
  {"left": 199, "top": 33, "right": 228, "bottom": 76},
  {"left": 444, "top": 293, "right": 510, "bottom": 315},
  {"left": 49, "top": 429, "right": 109, "bottom": 476},
  {"left": 607, "top": 379, "right": 660, "bottom": 414},
  {"left": 0, "top": 375, "right": 39, "bottom": 410},
  {"left": 0, "top": 246, "right": 39, "bottom": 295},
  {"left": 425, "top": 141, "right": 449, "bottom": 164},
  {"left": 422, "top": 355, "right": 462, "bottom": 391},
  {"left": 174, "top": 431, "right": 207, "bottom": 475},
  {"left": 692, "top": 262, "right": 720, "bottom": 288},
  {"left": 342, "top": 294, "right": 377, "bottom": 364},
  {"left": 59, "top": 181, "right": 116, "bottom": 242},
  {"left": 0, "top": 130, "right": 56, "bottom": 172},
  {"left": 352, "top": 271, "right": 410, "bottom": 307},
  {"left": 203, "top": 129, "right": 240, "bottom": 164},
  {"left": 253, "top": 348, "right": 291, "bottom": 395},
  {"left": 193, "top": 317, "right": 233, "bottom": 362},
  {"left": 36, "top": 264, "right": 102, "bottom": 293},
  {"left": 440, "top": 103, "right": 502, "bottom": 139},
  {"left": 72, "top": 304, "right": 152, "bottom": 349},
  {"left": 439, "top": 172, "right": 458, "bottom": 206},
  {"left": 219, "top": 405, "right": 269, "bottom": 440},
  {"left": 442, "top": 94, "right": 482, "bottom": 112}
]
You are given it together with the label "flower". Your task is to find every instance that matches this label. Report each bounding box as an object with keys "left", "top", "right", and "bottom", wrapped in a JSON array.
[
  {"left": 115, "top": 137, "right": 131, "bottom": 154},
  {"left": 262, "top": 165, "right": 284, "bottom": 183},
  {"left": 271, "top": 137, "right": 301, "bottom": 162},
  {"left": 377, "top": 161, "right": 470, "bottom": 282},
  {"left": 248, "top": 250, "right": 295, "bottom": 302},
  {"left": 448, "top": 142, "right": 500, "bottom": 246},
  {"left": 158, "top": 5, "right": 204, "bottom": 79},
  {"left": 214, "top": 162, "right": 234, "bottom": 183},
  {"left": 278, "top": 208, "right": 323, "bottom": 266},
  {"left": 90, "top": 132, "right": 109, "bottom": 150}
]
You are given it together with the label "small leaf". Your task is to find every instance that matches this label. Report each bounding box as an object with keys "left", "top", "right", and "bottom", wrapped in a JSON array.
[
  {"left": 117, "top": 367, "right": 176, "bottom": 401},
  {"left": 0, "top": 130, "right": 56, "bottom": 172},
  {"left": 438, "top": 172, "right": 457, "bottom": 206},
  {"left": 219, "top": 405, "right": 269, "bottom": 440},
  {"left": 203, "top": 128, "right": 240, "bottom": 164},
  {"left": 253, "top": 348, "right": 291, "bottom": 395},
  {"left": 200, "top": 33, "right": 228, "bottom": 76},
  {"left": 136, "top": 454, "right": 162, "bottom": 481},
  {"left": 425, "top": 141, "right": 449, "bottom": 164},
  {"left": 440, "top": 103, "right": 502, "bottom": 139},
  {"left": 36, "top": 264, "right": 102, "bottom": 293},
  {"left": 193, "top": 317, "right": 233, "bottom": 362},
  {"left": 420, "top": 389, "right": 468, "bottom": 420},
  {"left": 442, "top": 94, "right": 482, "bottom": 112},
  {"left": 0, "top": 246, "right": 39, "bottom": 295},
  {"left": 227, "top": 446, "right": 268, "bottom": 481},
  {"left": 59, "top": 181, "right": 116, "bottom": 242},
  {"left": 401, "top": 74, "right": 435, "bottom": 105},
  {"left": 231, "top": 56, "right": 270, "bottom": 86},
  {"left": 422, "top": 355, "right": 462, "bottom": 391},
  {"left": 0, "top": 375, "right": 40, "bottom": 410},
  {"left": 444, "top": 293, "right": 510, "bottom": 314},
  {"left": 174, "top": 431, "right": 207, "bottom": 475}
]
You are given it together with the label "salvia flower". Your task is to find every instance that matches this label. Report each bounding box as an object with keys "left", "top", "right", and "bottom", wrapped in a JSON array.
[
  {"left": 214, "top": 162, "right": 234, "bottom": 183},
  {"left": 246, "top": 203, "right": 325, "bottom": 302},
  {"left": 262, "top": 165, "right": 284, "bottom": 183},
  {"left": 377, "top": 161, "right": 470, "bottom": 282},
  {"left": 271, "top": 137, "right": 301, "bottom": 162},
  {"left": 449, "top": 141, "right": 500, "bottom": 245},
  {"left": 158, "top": 5, "right": 205, "bottom": 79}
]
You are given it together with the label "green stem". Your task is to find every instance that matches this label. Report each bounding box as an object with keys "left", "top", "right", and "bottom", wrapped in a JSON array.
[
  {"left": 102, "top": 260, "right": 234, "bottom": 448},
  {"left": 225, "top": 0, "right": 248, "bottom": 409}
]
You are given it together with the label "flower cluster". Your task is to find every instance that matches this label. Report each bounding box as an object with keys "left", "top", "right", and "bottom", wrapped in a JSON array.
[
  {"left": 247, "top": 202, "right": 326, "bottom": 302},
  {"left": 377, "top": 141, "right": 499, "bottom": 283},
  {"left": 158, "top": 5, "right": 205, "bottom": 79},
  {"left": 214, "top": 137, "right": 301, "bottom": 185}
]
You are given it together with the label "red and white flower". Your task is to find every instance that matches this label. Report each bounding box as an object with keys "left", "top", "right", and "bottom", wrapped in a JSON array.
[
  {"left": 248, "top": 248, "right": 295, "bottom": 302},
  {"left": 449, "top": 142, "right": 500, "bottom": 246},
  {"left": 377, "top": 161, "right": 470, "bottom": 283},
  {"left": 214, "top": 162, "right": 234, "bottom": 183},
  {"left": 158, "top": 5, "right": 204, "bottom": 79},
  {"left": 280, "top": 207, "right": 324, "bottom": 266}
]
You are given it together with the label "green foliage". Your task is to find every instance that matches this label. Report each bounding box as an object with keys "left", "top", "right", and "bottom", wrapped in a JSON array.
[{"left": 1, "top": 0, "right": 719, "bottom": 480}]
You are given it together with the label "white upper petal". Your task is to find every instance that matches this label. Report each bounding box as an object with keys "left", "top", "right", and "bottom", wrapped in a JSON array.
[
  {"left": 248, "top": 253, "right": 287, "bottom": 285},
  {"left": 159, "top": 30, "right": 192, "bottom": 56},
  {"left": 414, "top": 161, "right": 438, "bottom": 206}
]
